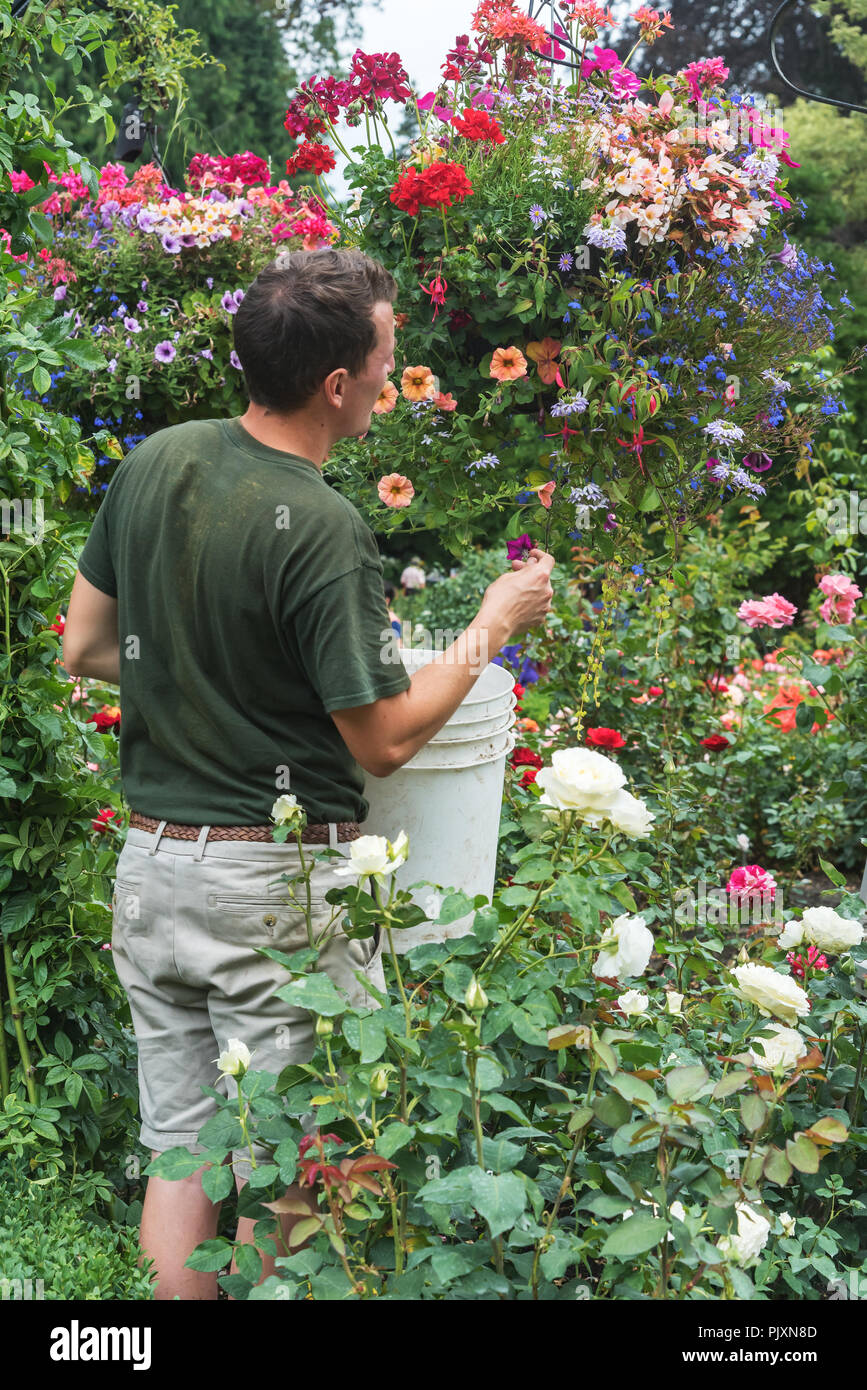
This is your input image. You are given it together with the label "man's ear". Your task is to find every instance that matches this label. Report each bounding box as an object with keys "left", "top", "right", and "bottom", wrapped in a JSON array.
[{"left": 323, "top": 366, "right": 347, "bottom": 409}]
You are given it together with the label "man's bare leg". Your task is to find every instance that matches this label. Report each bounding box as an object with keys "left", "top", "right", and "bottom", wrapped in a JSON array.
[{"left": 139, "top": 1152, "right": 221, "bottom": 1301}]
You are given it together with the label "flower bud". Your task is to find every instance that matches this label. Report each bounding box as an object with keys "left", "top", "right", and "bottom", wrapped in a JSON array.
[
  {"left": 315, "top": 1014, "right": 334, "bottom": 1038},
  {"left": 464, "top": 976, "right": 489, "bottom": 1013},
  {"left": 369, "top": 1067, "right": 389, "bottom": 1098}
]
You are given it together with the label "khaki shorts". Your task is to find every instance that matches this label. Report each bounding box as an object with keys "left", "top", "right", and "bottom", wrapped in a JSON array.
[{"left": 111, "top": 824, "right": 385, "bottom": 1181}]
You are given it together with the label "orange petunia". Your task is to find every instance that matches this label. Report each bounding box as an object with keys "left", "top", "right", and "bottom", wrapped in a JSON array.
[
  {"left": 433, "top": 391, "right": 457, "bottom": 412},
  {"left": 401, "top": 365, "right": 436, "bottom": 401},
  {"left": 490, "top": 346, "right": 528, "bottom": 382},
  {"left": 525, "top": 337, "right": 563, "bottom": 386},
  {"left": 373, "top": 382, "right": 398, "bottom": 414},
  {"left": 377, "top": 473, "right": 415, "bottom": 508}
]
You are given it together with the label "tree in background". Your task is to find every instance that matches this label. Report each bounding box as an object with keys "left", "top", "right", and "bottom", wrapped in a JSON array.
[
  {"left": 627, "top": 0, "right": 866, "bottom": 108},
  {"left": 25, "top": 0, "right": 373, "bottom": 183}
]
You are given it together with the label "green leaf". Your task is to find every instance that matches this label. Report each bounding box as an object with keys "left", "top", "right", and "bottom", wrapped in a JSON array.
[
  {"left": 184, "top": 1238, "right": 234, "bottom": 1273},
  {"left": 763, "top": 1145, "right": 793, "bottom": 1185},
  {"left": 146, "top": 1147, "right": 209, "bottom": 1180},
  {"left": 818, "top": 858, "right": 847, "bottom": 889},
  {"left": 442, "top": 961, "right": 474, "bottom": 1002},
  {"left": 376, "top": 1122, "right": 413, "bottom": 1159},
  {"left": 601, "top": 1212, "right": 668, "bottom": 1258},
  {"left": 234, "top": 1243, "right": 263, "bottom": 1283},
  {"left": 275, "top": 972, "right": 347, "bottom": 1016},
  {"left": 341, "top": 1011, "right": 387, "bottom": 1062},
  {"left": 0, "top": 892, "right": 37, "bottom": 936},
  {"left": 592, "top": 1092, "right": 630, "bottom": 1128},
  {"left": 665, "top": 1064, "right": 709, "bottom": 1103},
  {"left": 740, "top": 1093, "right": 767, "bottom": 1133},
  {"left": 786, "top": 1134, "right": 820, "bottom": 1173},
  {"left": 32, "top": 364, "right": 51, "bottom": 394},
  {"left": 436, "top": 892, "right": 474, "bottom": 925},
  {"left": 202, "top": 1164, "right": 234, "bottom": 1203},
  {"left": 467, "top": 1169, "right": 527, "bottom": 1238},
  {"left": 59, "top": 336, "right": 105, "bottom": 370},
  {"left": 795, "top": 700, "right": 815, "bottom": 732},
  {"left": 712, "top": 1070, "right": 751, "bottom": 1100},
  {"left": 804, "top": 1115, "right": 849, "bottom": 1145},
  {"left": 608, "top": 1073, "right": 656, "bottom": 1107}
]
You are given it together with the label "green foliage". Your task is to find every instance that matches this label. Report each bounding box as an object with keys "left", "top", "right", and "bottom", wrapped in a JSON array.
[
  {"left": 0, "top": 1169, "right": 153, "bottom": 1299},
  {"left": 0, "top": 0, "right": 139, "bottom": 1188}
]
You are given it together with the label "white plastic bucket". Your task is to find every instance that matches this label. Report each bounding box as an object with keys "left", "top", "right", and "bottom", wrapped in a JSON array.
[{"left": 361, "top": 647, "right": 516, "bottom": 952}]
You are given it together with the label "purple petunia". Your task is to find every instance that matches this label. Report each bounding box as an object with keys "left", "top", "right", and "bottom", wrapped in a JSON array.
[
  {"left": 506, "top": 533, "right": 534, "bottom": 561},
  {"left": 136, "top": 209, "right": 158, "bottom": 233},
  {"left": 161, "top": 233, "right": 182, "bottom": 254},
  {"left": 123, "top": 316, "right": 140, "bottom": 333},
  {"left": 154, "top": 340, "right": 176, "bottom": 364},
  {"left": 221, "top": 291, "right": 240, "bottom": 314},
  {"left": 229, "top": 350, "right": 242, "bottom": 370},
  {"left": 53, "top": 284, "right": 67, "bottom": 301},
  {"left": 200, "top": 348, "right": 214, "bottom": 361}
]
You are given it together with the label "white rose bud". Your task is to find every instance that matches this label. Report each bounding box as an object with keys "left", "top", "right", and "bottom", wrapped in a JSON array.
[
  {"left": 777, "top": 918, "right": 804, "bottom": 951},
  {"left": 617, "top": 988, "right": 650, "bottom": 1017},
  {"left": 592, "top": 914, "right": 654, "bottom": 982},
  {"left": 666, "top": 991, "right": 684, "bottom": 1016},
  {"left": 215, "top": 1038, "right": 252, "bottom": 1077},
  {"left": 779, "top": 1211, "right": 796, "bottom": 1238},
  {"left": 271, "top": 793, "right": 305, "bottom": 828},
  {"left": 717, "top": 1202, "right": 771, "bottom": 1266},
  {"left": 465, "top": 976, "right": 489, "bottom": 1013}
]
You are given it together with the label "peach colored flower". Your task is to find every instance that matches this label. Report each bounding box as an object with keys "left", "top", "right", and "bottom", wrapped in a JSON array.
[
  {"left": 525, "top": 338, "right": 562, "bottom": 386},
  {"left": 401, "top": 365, "right": 436, "bottom": 401},
  {"left": 517, "top": 717, "right": 540, "bottom": 732},
  {"left": 378, "top": 473, "right": 415, "bottom": 508},
  {"left": 433, "top": 391, "right": 457, "bottom": 411},
  {"left": 373, "top": 382, "right": 398, "bottom": 414},
  {"left": 490, "top": 346, "right": 528, "bottom": 381},
  {"left": 533, "top": 481, "right": 556, "bottom": 509},
  {"left": 394, "top": 312, "right": 409, "bottom": 329}
]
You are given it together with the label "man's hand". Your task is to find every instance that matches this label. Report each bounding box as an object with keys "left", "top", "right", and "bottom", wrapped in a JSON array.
[{"left": 478, "top": 548, "right": 555, "bottom": 643}]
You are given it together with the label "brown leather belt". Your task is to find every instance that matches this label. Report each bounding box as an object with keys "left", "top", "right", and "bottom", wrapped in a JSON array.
[{"left": 128, "top": 811, "right": 361, "bottom": 844}]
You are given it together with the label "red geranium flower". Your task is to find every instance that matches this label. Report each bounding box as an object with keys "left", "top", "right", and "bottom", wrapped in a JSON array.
[
  {"left": 700, "top": 734, "right": 730, "bottom": 751},
  {"left": 389, "top": 161, "right": 473, "bottom": 214},
  {"left": 451, "top": 107, "right": 506, "bottom": 143},
  {"left": 92, "top": 808, "right": 121, "bottom": 833},
  {"left": 286, "top": 141, "right": 336, "bottom": 178},
  {"left": 586, "top": 727, "right": 626, "bottom": 749}
]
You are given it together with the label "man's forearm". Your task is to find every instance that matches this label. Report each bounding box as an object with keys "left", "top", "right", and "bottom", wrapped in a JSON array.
[{"left": 387, "top": 604, "right": 513, "bottom": 767}]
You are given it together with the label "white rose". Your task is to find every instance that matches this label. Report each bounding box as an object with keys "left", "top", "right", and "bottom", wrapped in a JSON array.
[
  {"left": 333, "top": 830, "right": 410, "bottom": 880},
  {"left": 617, "top": 988, "right": 649, "bottom": 1017},
  {"left": 666, "top": 991, "right": 684, "bottom": 1016},
  {"left": 271, "top": 793, "right": 304, "bottom": 827},
  {"left": 593, "top": 914, "right": 654, "bottom": 982},
  {"left": 777, "top": 918, "right": 804, "bottom": 951},
  {"left": 717, "top": 1202, "right": 771, "bottom": 1266},
  {"left": 736, "top": 833, "right": 750, "bottom": 852},
  {"left": 535, "top": 747, "right": 626, "bottom": 817},
  {"left": 746, "top": 1023, "right": 807, "bottom": 1073},
  {"left": 215, "top": 1038, "right": 252, "bottom": 1077},
  {"left": 605, "top": 789, "right": 656, "bottom": 839},
  {"left": 800, "top": 906, "right": 864, "bottom": 954},
  {"left": 779, "top": 1211, "right": 796, "bottom": 1238},
  {"left": 731, "top": 963, "right": 810, "bottom": 1026}
]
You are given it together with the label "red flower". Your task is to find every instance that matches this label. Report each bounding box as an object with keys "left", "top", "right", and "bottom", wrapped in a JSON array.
[
  {"left": 89, "top": 705, "right": 121, "bottom": 731},
  {"left": 286, "top": 141, "right": 336, "bottom": 178},
  {"left": 349, "top": 49, "right": 413, "bottom": 107},
  {"left": 451, "top": 108, "right": 506, "bottom": 143},
  {"left": 586, "top": 727, "right": 626, "bottom": 749},
  {"left": 92, "top": 808, "right": 120, "bottom": 833},
  {"left": 519, "top": 767, "right": 539, "bottom": 788},
  {"left": 49, "top": 614, "right": 65, "bottom": 635},
  {"left": 700, "top": 734, "right": 730, "bottom": 751},
  {"left": 648, "top": 685, "right": 664, "bottom": 697},
  {"left": 510, "top": 747, "right": 543, "bottom": 769},
  {"left": 420, "top": 273, "right": 448, "bottom": 321},
  {"left": 389, "top": 161, "right": 473, "bottom": 214}
]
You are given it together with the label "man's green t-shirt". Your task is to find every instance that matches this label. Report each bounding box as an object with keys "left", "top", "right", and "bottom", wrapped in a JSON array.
[{"left": 77, "top": 416, "right": 411, "bottom": 824}]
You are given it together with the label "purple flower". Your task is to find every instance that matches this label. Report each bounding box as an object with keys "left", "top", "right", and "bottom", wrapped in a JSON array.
[
  {"left": 161, "top": 233, "right": 182, "bottom": 254},
  {"left": 154, "top": 340, "right": 176, "bottom": 364},
  {"left": 53, "top": 284, "right": 67, "bottom": 301},
  {"left": 178, "top": 232, "right": 197, "bottom": 248},
  {"left": 506, "top": 533, "right": 534, "bottom": 561},
  {"left": 229, "top": 350, "right": 242, "bottom": 370},
  {"left": 529, "top": 204, "right": 547, "bottom": 229},
  {"left": 136, "top": 209, "right": 158, "bottom": 233},
  {"left": 137, "top": 300, "right": 148, "bottom": 312},
  {"left": 558, "top": 253, "right": 574, "bottom": 272},
  {"left": 221, "top": 291, "right": 240, "bottom": 314},
  {"left": 200, "top": 348, "right": 214, "bottom": 361},
  {"left": 233, "top": 288, "right": 245, "bottom": 307},
  {"left": 123, "top": 316, "right": 140, "bottom": 333},
  {"left": 583, "top": 222, "right": 627, "bottom": 253},
  {"left": 205, "top": 276, "right": 214, "bottom": 289},
  {"left": 107, "top": 358, "right": 118, "bottom": 373},
  {"left": 772, "top": 241, "right": 798, "bottom": 270},
  {"left": 603, "top": 511, "right": 617, "bottom": 532},
  {"left": 743, "top": 451, "right": 773, "bottom": 473},
  {"left": 86, "top": 231, "right": 101, "bottom": 249}
]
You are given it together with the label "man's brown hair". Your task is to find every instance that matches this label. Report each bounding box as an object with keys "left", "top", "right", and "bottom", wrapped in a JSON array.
[{"left": 233, "top": 247, "right": 397, "bottom": 413}]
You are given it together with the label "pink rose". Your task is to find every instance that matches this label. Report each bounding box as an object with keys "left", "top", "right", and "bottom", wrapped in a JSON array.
[
  {"left": 727, "top": 865, "right": 777, "bottom": 902},
  {"left": 737, "top": 594, "right": 798, "bottom": 629}
]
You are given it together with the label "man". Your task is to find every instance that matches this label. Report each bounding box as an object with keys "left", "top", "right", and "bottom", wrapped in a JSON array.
[{"left": 63, "top": 247, "right": 555, "bottom": 1300}]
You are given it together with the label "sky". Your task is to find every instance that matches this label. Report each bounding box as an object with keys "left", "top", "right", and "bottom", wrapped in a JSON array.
[{"left": 326, "top": 0, "right": 478, "bottom": 198}]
